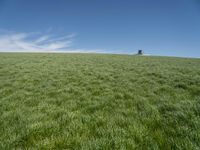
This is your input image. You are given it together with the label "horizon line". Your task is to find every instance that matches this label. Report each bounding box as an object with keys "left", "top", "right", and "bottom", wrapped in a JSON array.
[{"left": 0, "top": 51, "right": 199, "bottom": 59}]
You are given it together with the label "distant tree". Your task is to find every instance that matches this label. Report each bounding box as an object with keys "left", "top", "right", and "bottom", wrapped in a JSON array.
[{"left": 138, "top": 50, "right": 143, "bottom": 55}]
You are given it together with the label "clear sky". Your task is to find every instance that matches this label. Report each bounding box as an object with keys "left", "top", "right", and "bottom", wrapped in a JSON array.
[{"left": 0, "top": 0, "right": 200, "bottom": 57}]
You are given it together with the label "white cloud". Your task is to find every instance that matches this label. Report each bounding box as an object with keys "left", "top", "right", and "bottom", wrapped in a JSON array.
[
  {"left": 0, "top": 31, "right": 76, "bottom": 52},
  {"left": 34, "top": 35, "right": 50, "bottom": 44},
  {"left": 0, "top": 30, "right": 123, "bottom": 54}
]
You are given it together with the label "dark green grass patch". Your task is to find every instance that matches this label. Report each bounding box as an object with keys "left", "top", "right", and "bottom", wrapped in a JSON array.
[{"left": 0, "top": 53, "right": 200, "bottom": 149}]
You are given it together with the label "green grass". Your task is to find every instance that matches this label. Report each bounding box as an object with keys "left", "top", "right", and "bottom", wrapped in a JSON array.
[{"left": 0, "top": 53, "right": 200, "bottom": 149}]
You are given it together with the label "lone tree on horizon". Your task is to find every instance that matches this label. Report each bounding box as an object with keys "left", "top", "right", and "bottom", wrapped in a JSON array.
[{"left": 138, "top": 50, "right": 143, "bottom": 55}]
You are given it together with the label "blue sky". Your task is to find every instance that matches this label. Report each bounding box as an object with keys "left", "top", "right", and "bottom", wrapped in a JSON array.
[{"left": 0, "top": 0, "right": 200, "bottom": 57}]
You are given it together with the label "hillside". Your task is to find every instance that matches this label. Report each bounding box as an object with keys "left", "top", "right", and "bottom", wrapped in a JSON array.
[{"left": 0, "top": 53, "right": 200, "bottom": 149}]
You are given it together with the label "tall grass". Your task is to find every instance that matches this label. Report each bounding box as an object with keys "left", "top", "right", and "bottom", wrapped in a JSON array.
[{"left": 0, "top": 53, "right": 200, "bottom": 149}]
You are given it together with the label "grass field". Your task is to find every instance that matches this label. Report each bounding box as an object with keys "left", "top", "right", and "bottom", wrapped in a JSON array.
[{"left": 0, "top": 53, "right": 200, "bottom": 149}]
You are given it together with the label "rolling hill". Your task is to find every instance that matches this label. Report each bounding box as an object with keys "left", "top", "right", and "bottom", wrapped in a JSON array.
[{"left": 0, "top": 53, "right": 200, "bottom": 149}]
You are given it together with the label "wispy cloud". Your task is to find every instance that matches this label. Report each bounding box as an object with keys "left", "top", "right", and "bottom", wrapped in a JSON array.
[
  {"left": 0, "top": 30, "right": 129, "bottom": 54},
  {"left": 0, "top": 31, "right": 79, "bottom": 52}
]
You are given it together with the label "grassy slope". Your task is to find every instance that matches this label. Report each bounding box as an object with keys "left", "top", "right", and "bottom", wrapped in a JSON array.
[{"left": 0, "top": 53, "right": 200, "bottom": 149}]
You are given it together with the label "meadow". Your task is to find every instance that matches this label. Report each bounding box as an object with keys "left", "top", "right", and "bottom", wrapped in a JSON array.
[{"left": 0, "top": 53, "right": 200, "bottom": 149}]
